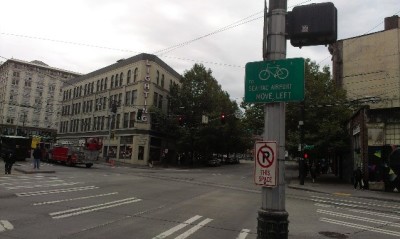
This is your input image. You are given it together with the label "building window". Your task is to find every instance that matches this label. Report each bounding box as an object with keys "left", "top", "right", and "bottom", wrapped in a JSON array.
[
  {"left": 161, "top": 74, "right": 165, "bottom": 88},
  {"left": 123, "top": 113, "right": 129, "bottom": 128},
  {"left": 134, "top": 68, "right": 138, "bottom": 82},
  {"left": 131, "top": 90, "right": 137, "bottom": 105},
  {"left": 156, "top": 70, "right": 160, "bottom": 85},
  {"left": 96, "top": 80, "right": 100, "bottom": 92},
  {"left": 101, "top": 116, "right": 105, "bottom": 130},
  {"left": 125, "top": 91, "right": 131, "bottom": 105},
  {"left": 386, "top": 124, "right": 400, "bottom": 145},
  {"left": 158, "top": 95, "right": 163, "bottom": 109},
  {"left": 100, "top": 78, "right": 104, "bottom": 91},
  {"left": 118, "top": 93, "right": 122, "bottom": 106},
  {"left": 119, "top": 72, "right": 123, "bottom": 86},
  {"left": 111, "top": 75, "right": 114, "bottom": 88},
  {"left": 129, "top": 112, "right": 135, "bottom": 128},
  {"left": 115, "top": 74, "right": 119, "bottom": 87},
  {"left": 105, "top": 77, "right": 108, "bottom": 89},
  {"left": 127, "top": 70, "right": 131, "bottom": 84},
  {"left": 153, "top": 92, "right": 159, "bottom": 107}
]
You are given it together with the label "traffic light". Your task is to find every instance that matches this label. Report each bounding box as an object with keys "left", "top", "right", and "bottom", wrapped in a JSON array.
[
  {"left": 287, "top": 2, "right": 337, "bottom": 47},
  {"left": 178, "top": 116, "right": 184, "bottom": 126},
  {"left": 220, "top": 113, "right": 226, "bottom": 124},
  {"left": 137, "top": 109, "right": 143, "bottom": 120},
  {"left": 303, "top": 153, "right": 308, "bottom": 159}
]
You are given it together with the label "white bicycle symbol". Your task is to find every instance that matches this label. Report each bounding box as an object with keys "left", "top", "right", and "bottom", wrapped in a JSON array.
[{"left": 259, "top": 64, "right": 289, "bottom": 80}]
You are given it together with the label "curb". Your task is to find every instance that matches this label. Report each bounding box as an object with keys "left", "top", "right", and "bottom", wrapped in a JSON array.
[{"left": 14, "top": 167, "right": 55, "bottom": 174}]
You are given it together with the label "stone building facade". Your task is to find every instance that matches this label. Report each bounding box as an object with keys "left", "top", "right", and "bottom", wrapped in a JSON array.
[
  {"left": 57, "top": 53, "right": 181, "bottom": 165},
  {"left": 330, "top": 16, "right": 400, "bottom": 184},
  {"left": 0, "top": 59, "right": 80, "bottom": 138}
]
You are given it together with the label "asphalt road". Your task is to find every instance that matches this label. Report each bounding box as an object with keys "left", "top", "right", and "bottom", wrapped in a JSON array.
[{"left": 1, "top": 160, "right": 400, "bottom": 239}]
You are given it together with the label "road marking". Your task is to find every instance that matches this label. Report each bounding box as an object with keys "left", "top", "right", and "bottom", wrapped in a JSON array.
[
  {"left": 315, "top": 203, "right": 400, "bottom": 220},
  {"left": 320, "top": 217, "right": 400, "bottom": 237},
  {"left": 152, "top": 215, "right": 203, "bottom": 239},
  {"left": 34, "top": 192, "right": 119, "bottom": 206},
  {"left": 312, "top": 195, "right": 400, "bottom": 210},
  {"left": 6, "top": 182, "right": 81, "bottom": 190},
  {"left": 174, "top": 218, "right": 213, "bottom": 239},
  {"left": 318, "top": 209, "right": 400, "bottom": 227},
  {"left": 16, "top": 186, "right": 98, "bottom": 197},
  {"left": 236, "top": 229, "right": 251, "bottom": 239},
  {"left": 0, "top": 220, "right": 14, "bottom": 232},
  {"left": 50, "top": 197, "right": 142, "bottom": 219}
]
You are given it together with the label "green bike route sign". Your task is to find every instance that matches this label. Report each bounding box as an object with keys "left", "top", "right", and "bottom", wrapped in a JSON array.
[{"left": 244, "top": 58, "right": 305, "bottom": 103}]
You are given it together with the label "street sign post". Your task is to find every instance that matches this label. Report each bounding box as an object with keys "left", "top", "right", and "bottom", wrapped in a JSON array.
[
  {"left": 244, "top": 58, "right": 305, "bottom": 103},
  {"left": 254, "top": 141, "right": 278, "bottom": 187}
]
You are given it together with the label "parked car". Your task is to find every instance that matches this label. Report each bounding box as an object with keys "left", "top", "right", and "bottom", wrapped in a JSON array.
[{"left": 206, "top": 158, "right": 221, "bottom": 167}]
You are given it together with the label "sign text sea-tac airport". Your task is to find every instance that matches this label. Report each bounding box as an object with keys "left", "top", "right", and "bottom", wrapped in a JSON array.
[{"left": 245, "top": 58, "right": 305, "bottom": 103}]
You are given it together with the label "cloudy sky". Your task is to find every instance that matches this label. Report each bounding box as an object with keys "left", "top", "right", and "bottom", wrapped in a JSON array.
[{"left": 1, "top": 0, "right": 399, "bottom": 104}]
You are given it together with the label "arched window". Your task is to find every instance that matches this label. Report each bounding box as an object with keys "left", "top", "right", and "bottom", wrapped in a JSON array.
[
  {"left": 127, "top": 70, "right": 131, "bottom": 84},
  {"left": 134, "top": 68, "right": 138, "bottom": 82},
  {"left": 119, "top": 72, "right": 123, "bottom": 86},
  {"left": 156, "top": 70, "right": 160, "bottom": 85},
  {"left": 100, "top": 78, "right": 104, "bottom": 91},
  {"left": 161, "top": 74, "right": 165, "bottom": 88},
  {"left": 111, "top": 75, "right": 114, "bottom": 88},
  {"left": 115, "top": 74, "right": 119, "bottom": 87},
  {"left": 104, "top": 77, "right": 108, "bottom": 89}
]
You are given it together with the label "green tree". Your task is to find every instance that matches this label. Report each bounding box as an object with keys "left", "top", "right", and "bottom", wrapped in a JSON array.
[
  {"left": 168, "top": 64, "right": 250, "bottom": 165},
  {"left": 286, "top": 59, "right": 351, "bottom": 158}
]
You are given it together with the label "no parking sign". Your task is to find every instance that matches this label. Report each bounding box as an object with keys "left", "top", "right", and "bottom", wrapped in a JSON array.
[{"left": 254, "top": 141, "right": 278, "bottom": 187}]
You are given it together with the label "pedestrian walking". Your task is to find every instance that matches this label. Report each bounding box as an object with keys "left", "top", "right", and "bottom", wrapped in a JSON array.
[
  {"left": 4, "top": 150, "right": 16, "bottom": 174},
  {"left": 309, "top": 160, "right": 317, "bottom": 183},
  {"left": 353, "top": 166, "right": 363, "bottom": 189},
  {"left": 33, "top": 144, "right": 42, "bottom": 169}
]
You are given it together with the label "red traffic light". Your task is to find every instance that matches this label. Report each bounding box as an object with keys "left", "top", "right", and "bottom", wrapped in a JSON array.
[
  {"left": 178, "top": 116, "right": 184, "bottom": 126},
  {"left": 304, "top": 153, "right": 308, "bottom": 159}
]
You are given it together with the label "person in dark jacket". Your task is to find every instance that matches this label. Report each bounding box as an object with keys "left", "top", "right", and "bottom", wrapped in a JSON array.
[
  {"left": 354, "top": 166, "right": 363, "bottom": 189},
  {"left": 33, "top": 144, "right": 42, "bottom": 169},
  {"left": 4, "top": 150, "right": 16, "bottom": 174}
]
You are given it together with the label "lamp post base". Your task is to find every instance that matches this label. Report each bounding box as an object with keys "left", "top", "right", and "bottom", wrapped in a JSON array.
[{"left": 257, "top": 209, "right": 289, "bottom": 239}]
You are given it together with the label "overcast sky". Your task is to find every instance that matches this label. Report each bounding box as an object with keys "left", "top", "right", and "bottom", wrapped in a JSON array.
[{"left": 1, "top": 0, "right": 399, "bottom": 104}]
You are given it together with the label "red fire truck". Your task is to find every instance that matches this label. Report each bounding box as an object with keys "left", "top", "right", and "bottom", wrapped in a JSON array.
[{"left": 49, "top": 138, "right": 101, "bottom": 168}]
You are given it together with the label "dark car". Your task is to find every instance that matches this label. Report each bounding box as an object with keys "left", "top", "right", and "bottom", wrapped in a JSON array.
[{"left": 207, "top": 158, "right": 221, "bottom": 167}]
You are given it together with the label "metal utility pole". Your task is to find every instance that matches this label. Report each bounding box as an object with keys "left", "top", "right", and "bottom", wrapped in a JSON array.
[
  {"left": 107, "top": 100, "right": 116, "bottom": 163},
  {"left": 299, "top": 101, "right": 305, "bottom": 185},
  {"left": 258, "top": 0, "right": 288, "bottom": 238}
]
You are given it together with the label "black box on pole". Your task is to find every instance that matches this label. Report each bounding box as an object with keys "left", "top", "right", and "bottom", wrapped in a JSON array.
[{"left": 287, "top": 2, "right": 337, "bottom": 47}]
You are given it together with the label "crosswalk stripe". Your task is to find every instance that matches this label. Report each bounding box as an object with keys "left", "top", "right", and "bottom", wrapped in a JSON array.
[
  {"left": 317, "top": 209, "right": 400, "bottom": 228},
  {"left": 236, "top": 229, "right": 251, "bottom": 239},
  {"left": 6, "top": 182, "right": 81, "bottom": 190},
  {"left": 16, "top": 186, "right": 98, "bottom": 197},
  {"left": 152, "top": 215, "right": 203, "bottom": 239},
  {"left": 33, "top": 192, "right": 119, "bottom": 206},
  {"left": 174, "top": 218, "right": 213, "bottom": 239},
  {"left": 320, "top": 217, "right": 400, "bottom": 237},
  {"left": 50, "top": 197, "right": 142, "bottom": 219},
  {"left": 0, "top": 220, "right": 14, "bottom": 232}
]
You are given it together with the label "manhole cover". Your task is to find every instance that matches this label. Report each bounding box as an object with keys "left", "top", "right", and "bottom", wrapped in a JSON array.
[{"left": 319, "top": 231, "right": 348, "bottom": 239}]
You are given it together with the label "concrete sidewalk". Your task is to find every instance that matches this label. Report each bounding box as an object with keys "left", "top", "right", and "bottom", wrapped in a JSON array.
[
  {"left": 288, "top": 173, "right": 400, "bottom": 203},
  {"left": 2, "top": 159, "right": 55, "bottom": 174}
]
